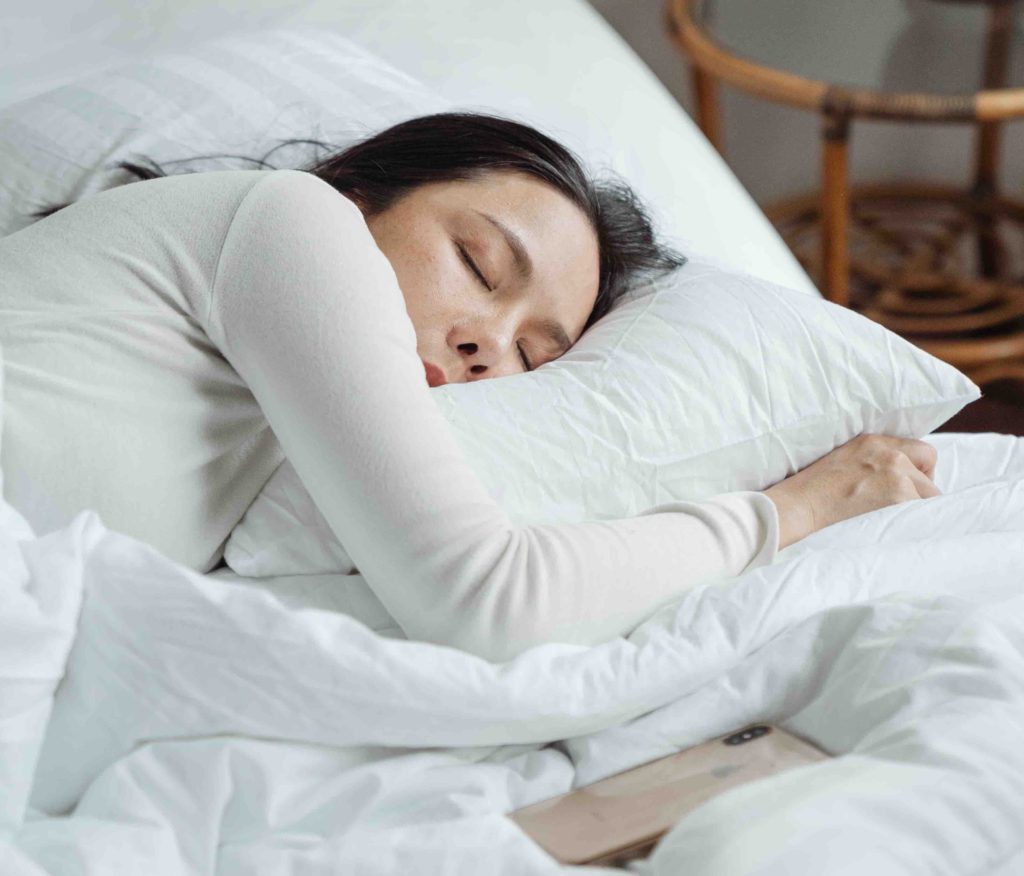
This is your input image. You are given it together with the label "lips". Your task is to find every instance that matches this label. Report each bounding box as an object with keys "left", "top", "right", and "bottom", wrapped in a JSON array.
[{"left": 421, "top": 359, "right": 448, "bottom": 388}]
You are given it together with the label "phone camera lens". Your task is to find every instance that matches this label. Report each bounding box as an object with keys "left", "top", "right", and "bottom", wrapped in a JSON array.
[{"left": 724, "top": 725, "right": 772, "bottom": 745}]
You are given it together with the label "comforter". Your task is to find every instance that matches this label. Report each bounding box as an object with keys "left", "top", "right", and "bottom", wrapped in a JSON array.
[{"left": 2, "top": 432, "right": 1023, "bottom": 875}]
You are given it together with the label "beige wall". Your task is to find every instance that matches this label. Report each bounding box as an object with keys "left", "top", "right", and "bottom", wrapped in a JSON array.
[{"left": 585, "top": 0, "right": 1022, "bottom": 207}]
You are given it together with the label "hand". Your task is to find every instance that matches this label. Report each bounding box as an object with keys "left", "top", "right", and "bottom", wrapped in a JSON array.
[{"left": 763, "top": 434, "right": 941, "bottom": 550}]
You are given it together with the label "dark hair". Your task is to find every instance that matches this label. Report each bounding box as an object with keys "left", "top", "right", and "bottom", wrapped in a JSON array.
[{"left": 35, "top": 112, "right": 685, "bottom": 332}]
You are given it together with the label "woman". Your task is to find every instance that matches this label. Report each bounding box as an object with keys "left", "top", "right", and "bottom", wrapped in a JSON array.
[{"left": 0, "top": 112, "right": 939, "bottom": 661}]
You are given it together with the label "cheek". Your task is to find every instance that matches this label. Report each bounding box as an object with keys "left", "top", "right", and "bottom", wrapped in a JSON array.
[
  {"left": 370, "top": 208, "right": 478, "bottom": 338},
  {"left": 385, "top": 230, "right": 443, "bottom": 307},
  {"left": 390, "top": 235, "right": 470, "bottom": 337}
]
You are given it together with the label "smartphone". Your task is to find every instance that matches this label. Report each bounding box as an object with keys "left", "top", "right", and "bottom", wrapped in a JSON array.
[{"left": 509, "top": 724, "right": 829, "bottom": 868}]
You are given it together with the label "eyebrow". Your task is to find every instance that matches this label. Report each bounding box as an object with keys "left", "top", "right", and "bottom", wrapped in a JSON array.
[
  {"left": 476, "top": 210, "right": 534, "bottom": 282},
  {"left": 538, "top": 317, "right": 573, "bottom": 357},
  {"left": 475, "top": 210, "right": 573, "bottom": 356}
]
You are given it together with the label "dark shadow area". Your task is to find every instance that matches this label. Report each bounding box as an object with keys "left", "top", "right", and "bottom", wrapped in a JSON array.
[{"left": 936, "top": 378, "right": 1024, "bottom": 434}]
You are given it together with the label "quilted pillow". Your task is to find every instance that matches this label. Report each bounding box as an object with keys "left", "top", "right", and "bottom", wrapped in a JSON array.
[
  {"left": 224, "top": 260, "right": 980, "bottom": 577},
  {"left": 0, "top": 28, "right": 449, "bottom": 237}
]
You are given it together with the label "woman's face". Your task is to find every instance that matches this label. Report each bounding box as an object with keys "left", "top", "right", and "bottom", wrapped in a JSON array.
[{"left": 363, "top": 171, "right": 600, "bottom": 387}]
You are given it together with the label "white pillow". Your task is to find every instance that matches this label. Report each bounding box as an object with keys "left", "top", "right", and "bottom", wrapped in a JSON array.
[
  {"left": 224, "top": 260, "right": 980, "bottom": 577},
  {"left": 0, "top": 28, "right": 449, "bottom": 237}
]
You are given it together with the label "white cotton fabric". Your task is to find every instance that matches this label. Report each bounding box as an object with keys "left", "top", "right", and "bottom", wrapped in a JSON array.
[
  {"left": 225, "top": 260, "right": 979, "bottom": 579},
  {"left": 0, "top": 168, "right": 781, "bottom": 663},
  {"left": 2, "top": 431, "right": 1023, "bottom": 876},
  {"left": 0, "top": 29, "right": 449, "bottom": 239},
  {"left": 0, "top": 12, "right": 818, "bottom": 295}
]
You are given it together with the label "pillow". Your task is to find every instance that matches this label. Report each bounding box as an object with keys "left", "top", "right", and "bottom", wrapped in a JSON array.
[
  {"left": 0, "top": 28, "right": 449, "bottom": 237},
  {"left": 224, "top": 260, "right": 980, "bottom": 577}
]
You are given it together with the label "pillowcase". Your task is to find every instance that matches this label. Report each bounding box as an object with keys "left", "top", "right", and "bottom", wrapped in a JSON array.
[
  {"left": 0, "top": 28, "right": 449, "bottom": 237},
  {"left": 224, "top": 260, "right": 980, "bottom": 577}
]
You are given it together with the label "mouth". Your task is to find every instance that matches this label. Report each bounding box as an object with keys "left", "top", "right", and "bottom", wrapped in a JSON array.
[{"left": 421, "top": 359, "right": 448, "bottom": 388}]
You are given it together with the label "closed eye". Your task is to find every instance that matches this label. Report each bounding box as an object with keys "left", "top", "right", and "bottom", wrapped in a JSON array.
[
  {"left": 456, "top": 241, "right": 492, "bottom": 291},
  {"left": 517, "top": 343, "right": 533, "bottom": 372},
  {"left": 456, "top": 240, "right": 531, "bottom": 372}
]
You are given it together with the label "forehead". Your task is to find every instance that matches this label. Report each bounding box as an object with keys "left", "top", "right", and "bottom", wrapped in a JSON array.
[{"left": 418, "top": 172, "right": 601, "bottom": 333}]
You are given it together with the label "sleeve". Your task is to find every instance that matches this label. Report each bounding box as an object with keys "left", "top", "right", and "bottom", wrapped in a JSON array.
[{"left": 205, "top": 169, "right": 780, "bottom": 663}]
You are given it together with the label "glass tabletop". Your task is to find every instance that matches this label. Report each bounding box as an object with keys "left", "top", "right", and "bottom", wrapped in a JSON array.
[{"left": 692, "top": 0, "right": 1024, "bottom": 97}]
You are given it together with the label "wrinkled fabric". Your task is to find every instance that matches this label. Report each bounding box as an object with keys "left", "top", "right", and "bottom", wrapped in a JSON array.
[
  {"left": 1, "top": 432, "right": 1023, "bottom": 873},
  {"left": 0, "top": 169, "right": 784, "bottom": 663}
]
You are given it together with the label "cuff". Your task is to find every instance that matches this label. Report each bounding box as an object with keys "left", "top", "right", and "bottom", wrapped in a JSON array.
[{"left": 714, "top": 490, "right": 781, "bottom": 573}]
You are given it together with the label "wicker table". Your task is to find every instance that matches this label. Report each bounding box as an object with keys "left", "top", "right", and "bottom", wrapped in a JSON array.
[{"left": 667, "top": 0, "right": 1024, "bottom": 388}]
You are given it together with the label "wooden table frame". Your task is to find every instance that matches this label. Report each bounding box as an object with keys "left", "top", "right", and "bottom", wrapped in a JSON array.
[{"left": 666, "top": 0, "right": 1024, "bottom": 306}]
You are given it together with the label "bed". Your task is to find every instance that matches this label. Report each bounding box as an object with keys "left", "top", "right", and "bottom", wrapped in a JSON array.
[
  {"left": 0, "top": 0, "right": 814, "bottom": 294},
  {"left": 3, "top": 2, "right": 1024, "bottom": 874}
]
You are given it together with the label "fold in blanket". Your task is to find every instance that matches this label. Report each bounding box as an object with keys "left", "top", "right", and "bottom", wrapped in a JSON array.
[{"left": 3, "top": 432, "right": 1024, "bottom": 875}]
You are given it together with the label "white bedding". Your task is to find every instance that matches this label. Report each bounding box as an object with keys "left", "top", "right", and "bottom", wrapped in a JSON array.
[
  {"left": 0, "top": 0, "right": 816, "bottom": 296},
  {"left": 5, "top": 3, "right": 1023, "bottom": 872},
  {"left": 3, "top": 429, "right": 1024, "bottom": 875}
]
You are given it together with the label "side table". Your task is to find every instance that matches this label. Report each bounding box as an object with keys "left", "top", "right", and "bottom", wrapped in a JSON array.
[{"left": 667, "top": 0, "right": 1024, "bottom": 388}]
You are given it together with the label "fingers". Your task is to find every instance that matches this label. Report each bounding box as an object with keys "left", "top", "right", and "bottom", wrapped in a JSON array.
[
  {"left": 893, "top": 437, "right": 938, "bottom": 480},
  {"left": 905, "top": 463, "right": 942, "bottom": 499},
  {"left": 858, "top": 433, "right": 937, "bottom": 479}
]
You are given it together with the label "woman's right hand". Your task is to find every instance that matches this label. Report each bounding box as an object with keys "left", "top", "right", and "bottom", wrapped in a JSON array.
[{"left": 763, "top": 434, "right": 941, "bottom": 550}]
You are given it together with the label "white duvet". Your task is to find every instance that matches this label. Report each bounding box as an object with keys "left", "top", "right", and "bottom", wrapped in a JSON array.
[{"left": 3, "top": 431, "right": 1024, "bottom": 875}]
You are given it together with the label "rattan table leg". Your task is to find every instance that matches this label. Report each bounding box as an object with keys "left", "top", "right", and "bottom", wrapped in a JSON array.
[
  {"left": 691, "top": 65, "right": 724, "bottom": 154},
  {"left": 821, "top": 111, "right": 851, "bottom": 306},
  {"left": 973, "top": 0, "right": 1014, "bottom": 278}
]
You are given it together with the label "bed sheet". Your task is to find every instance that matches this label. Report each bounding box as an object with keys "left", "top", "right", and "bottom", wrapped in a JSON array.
[
  {"left": 2, "top": 429, "right": 1023, "bottom": 875},
  {"left": 0, "top": 0, "right": 816, "bottom": 295}
]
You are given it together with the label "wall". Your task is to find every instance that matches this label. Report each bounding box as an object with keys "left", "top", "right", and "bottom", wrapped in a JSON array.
[{"left": 585, "top": 0, "right": 1024, "bottom": 207}]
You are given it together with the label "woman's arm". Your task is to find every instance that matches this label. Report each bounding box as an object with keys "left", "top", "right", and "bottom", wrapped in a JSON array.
[{"left": 205, "top": 170, "right": 778, "bottom": 662}]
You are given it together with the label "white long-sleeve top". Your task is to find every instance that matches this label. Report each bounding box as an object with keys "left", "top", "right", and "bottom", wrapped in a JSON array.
[{"left": 0, "top": 169, "right": 779, "bottom": 661}]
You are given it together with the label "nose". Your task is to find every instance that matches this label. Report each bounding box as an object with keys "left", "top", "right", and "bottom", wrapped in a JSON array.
[
  {"left": 457, "top": 342, "right": 486, "bottom": 378},
  {"left": 451, "top": 321, "right": 517, "bottom": 381}
]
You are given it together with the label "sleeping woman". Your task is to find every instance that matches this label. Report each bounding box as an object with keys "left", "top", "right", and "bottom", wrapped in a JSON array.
[{"left": 0, "top": 112, "right": 940, "bottom": 661}]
